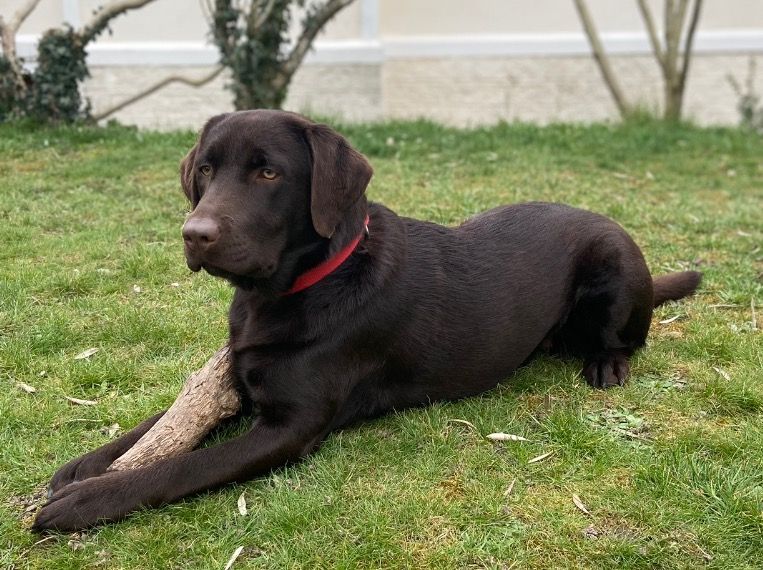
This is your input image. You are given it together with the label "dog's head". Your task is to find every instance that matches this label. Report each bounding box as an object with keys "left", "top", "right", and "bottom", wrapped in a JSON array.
[{"left": 180, "top": 110, "right": 373, "bottom": 291}]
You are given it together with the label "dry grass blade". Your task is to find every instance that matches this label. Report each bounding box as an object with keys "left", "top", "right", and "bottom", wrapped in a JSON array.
[
  {"left": 528, "top": 451, "right": 554, "bottom": 464},
  {"left": 751, "top": 298, "right": 758, "bottom": 330},
  {"left": 697, "top": 545, "right": 713, "bottom": 562},
  {"left": 237, "top": 491, "right": 247, "bottom": 516},
  {"left": 16, "top": 382, "right": 37, "bottom": 393},
  {"left": 447, "top": 419, "right": 480, "bottom": 434},
  {"left": 64, "top": 396, "right": 98, "bottom": 406},
  {"left": 713, "top": 366, "right": 731, "bottom": 381},
  {"left": 74, "top": 348, "right": 98, "bottom": 360},
  {"left": 486, "top": 432, "right": 529, "bottom": 442},
  {"left": 503, "top": 478, "right": 517, "bottom": 498},
  {"left": 18, "top": 535, "right": 57, "bottom": 558},
  {"left": 659, "top": 314, "right": 681, "bottom": 324},
  {"left": 224, "top": 546, "right": 244, "bottom": 570},
  {"left": 572, "top": 494, "right": 591, "bottom": 515}
]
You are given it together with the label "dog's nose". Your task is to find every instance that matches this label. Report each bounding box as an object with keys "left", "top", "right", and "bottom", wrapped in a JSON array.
[{"left": 182, "top": 217, "right": 220, "bottom": 249}]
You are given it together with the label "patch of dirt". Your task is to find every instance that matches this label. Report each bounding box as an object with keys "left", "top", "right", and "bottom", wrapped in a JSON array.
[
  {"left": 7, "top": 485, "right": 47, "bottom": 526},
  {"left": 437, "top": 473, "right": 466, "bottom": 500}
]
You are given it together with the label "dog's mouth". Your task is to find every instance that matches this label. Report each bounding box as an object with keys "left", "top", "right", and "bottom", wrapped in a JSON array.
[
  {"left": 203, "top": 263, "right": 266, "bottom": 290},
  {"left": 185, "top": 252, "right": 276, "bottom": 290}
]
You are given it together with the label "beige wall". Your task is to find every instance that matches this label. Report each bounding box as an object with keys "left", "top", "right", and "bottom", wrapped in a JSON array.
[
  {"left": 81, "top": 53, "right": 762, "bottom": 129},
  {"left": 3, "top": 0, "right": 763, "bottom": 128},
  {"left": 9, "top": 0, "right": 763, "bottom": 39},
  {"left": 9, "top": 0, "right": 361, "bottom": 41},
  {"left": 379, "top": 0, "right": 763, "bottom": 35},
  {"left": 381, "top": 54, "right": 762, "bottom": 125}
]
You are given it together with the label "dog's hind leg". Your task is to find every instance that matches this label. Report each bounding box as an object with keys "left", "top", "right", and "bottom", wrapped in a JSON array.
[{"left": 557, "top": 238, "right": 654, "bottom": 389}]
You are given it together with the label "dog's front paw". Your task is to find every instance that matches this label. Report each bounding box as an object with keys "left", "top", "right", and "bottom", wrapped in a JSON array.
[
  {"left": 47, "top": 452, "right": 114, "bottom": 498},
  {"left": 33, "top": 471, "right": 138, "bottom": 532},
  {"left": 583, "top": 352, "right": 630, "bottom": 389}
]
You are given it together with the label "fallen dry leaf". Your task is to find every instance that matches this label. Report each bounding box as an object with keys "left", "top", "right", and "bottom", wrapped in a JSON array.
[
  {"left": 237, "top": 491, "right": 247, "bottom": 516},
  {"left": 582, "top": 525, "right": 600, "bottom": 539},
  {"left": 572, "top": 494, "right": 591, "bottom": 515},
  {"left": 224, "top": 546, "right": 244, "bottom": 570},
  {"left": 100, "top": 423, "right": 121, "bottom": 437},
  {"left": 64, "top": 396, "right": 98, "bottom": 406},
  {"left": 67, "top": 538, "right": 84, "bottom": 551},
  {"left": 713, "top": 366, "right": 731, "bottom": 381},
  {"left": 132, "top": 284, "right": 142, "bottom": 293},
  {"left": 697, "top": 545, "right": 713, "bottom": 562},
  {"left": 17, "top": 382, "right": 37, "bottom": 393},
  {"left": 74, "top": 348, "right": 98, "bottom": 360},
  {"left": 487, "top": 432, "right": 529, "bottom": 442},
  {"left": 659, "top": 315, "right": 681, "bottom": 324},
  {"left": 503, "top": 478, "right": 516, "bottom": 498},
  {"left": 528, "top": 451, "right": 554, "bottom": 464}
]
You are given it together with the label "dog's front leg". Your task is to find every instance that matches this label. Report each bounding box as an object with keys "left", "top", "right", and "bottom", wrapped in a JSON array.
[
  {"left": 46, "top": 410, "right": 167, "bottom": 495},
  {"left": 33, "top": 411, "right": 330, "bottom": 532}
]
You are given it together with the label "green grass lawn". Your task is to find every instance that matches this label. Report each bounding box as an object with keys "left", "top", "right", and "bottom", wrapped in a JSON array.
[{"left": 1, "top": 118, "right": 761, "bottom": 569}]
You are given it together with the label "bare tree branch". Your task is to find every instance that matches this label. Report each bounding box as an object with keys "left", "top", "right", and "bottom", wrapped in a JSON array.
[
  {"left": 636, "top": 0, "right": 666, "bottom": 73},
  {"left": 79, "top": 0, "right": 158, "bottom": 43},
  {"left": 572, "top": 0, "right": 629, "bottom": 117},
  {"left": 664, "top": 0, "right": 688, "bottom": 80},
  {"left": 200, "top": 0, "right": 215, "bottom": 24},
  {"left": 92, "top": 66, "right": 225, "bottom": 121},
  {"left": 0, "top": 0, "right": 42, "bottom": 94},
  {"left": 678, "top": 0, "right": 703, "bottom": 89},
  {"left": 250, "top": 0, "right": 278, "bottom": 34},
  {"left": 274, "top": 0, "right": 354, "bottom": 91},
  {"left": 663, "top": 0, "right": 692, "bottom": 119},
  {"left": 7, "top": 0, "right": 42, "bottom": 31}
]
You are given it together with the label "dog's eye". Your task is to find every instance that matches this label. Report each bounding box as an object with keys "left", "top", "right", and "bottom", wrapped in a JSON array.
[
  {"left": 199, "top": 165, "right": 212, "bottom": 176},
  {"left": 261, "top": 168, "right": 277, "bottom": 180}
]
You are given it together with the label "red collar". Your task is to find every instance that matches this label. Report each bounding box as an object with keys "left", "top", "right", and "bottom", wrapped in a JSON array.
[{"left": 283, "top": 216, "right": 369, "bottom": 295}]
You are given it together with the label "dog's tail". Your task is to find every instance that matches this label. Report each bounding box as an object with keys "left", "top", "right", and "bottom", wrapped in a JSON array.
[{"left": 652, "top": 271, "right": 702, "bottom": 307}]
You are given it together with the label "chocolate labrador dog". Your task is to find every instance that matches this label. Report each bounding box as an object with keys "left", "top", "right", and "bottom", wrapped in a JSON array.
[{"left": 34, "top": 110, "right": 701, "bottom": 531}]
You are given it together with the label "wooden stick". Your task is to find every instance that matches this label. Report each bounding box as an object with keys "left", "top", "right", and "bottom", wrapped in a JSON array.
[{"left": 108, "top": 345, "right": 240, "bottom": 471}]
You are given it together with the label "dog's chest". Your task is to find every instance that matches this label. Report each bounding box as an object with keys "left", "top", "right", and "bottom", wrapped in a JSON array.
[{"left": 228, "top": 296, "right": 313, "bottom": 400}]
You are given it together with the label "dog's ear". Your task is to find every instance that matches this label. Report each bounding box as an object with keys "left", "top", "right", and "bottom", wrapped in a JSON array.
[
  {"left": 304, "top": 124, "right": 373, "bottom": 238},
  {"left": 180, "top": 143, "right": 199, "bottom": 208}
]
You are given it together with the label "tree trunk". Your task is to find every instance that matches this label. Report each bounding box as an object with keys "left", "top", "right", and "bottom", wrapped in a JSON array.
[
  {"left": 233, "top": 82, "right": 286, "bottom": 110},
  {"left": 664, "top": 82, "right": 684, "bottom": 121}
]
